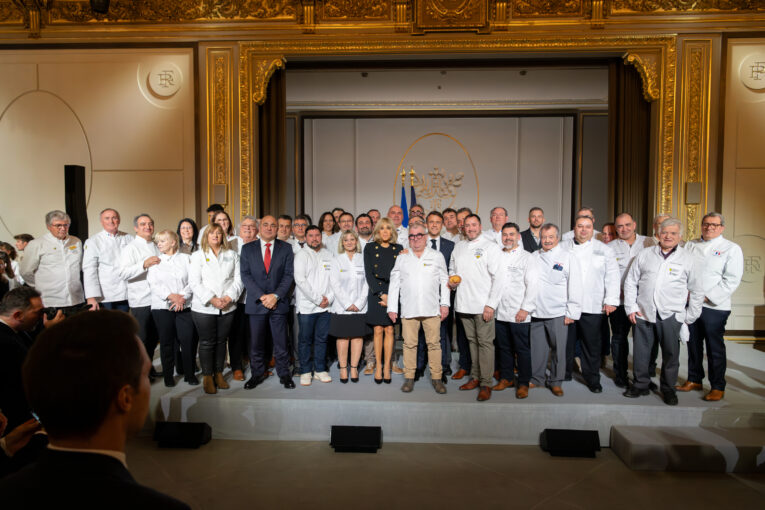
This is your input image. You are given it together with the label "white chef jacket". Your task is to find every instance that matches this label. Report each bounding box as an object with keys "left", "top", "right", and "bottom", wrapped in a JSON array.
[
  {"left": 293, "top": 246, "right": 334, "bottom": 314},
  {"left": 10, "top": 260, "right": 23, "bottom": 285},
  {"left": 358, "top": 236, "right": 372, "bottom": 252},
  {"left": 560, "top": 238, "right": 620, "bottom": 314},
  {"left": 329, "top": 253, "right": 368, "bottom": 315},
  {"left": 623, "top": 245, "right": 704, "bottom": 324},
  {"left": 448, "top": 236, "right": 502, "bottom": 315},
  {"left": 490, "top": 247, "right": 538, "bottom": 323},
  {"left": 395, "top": 225, "right": 409, "bottom": 249},
  {"left": 189, "top": 248, "right": 242, "bottom": 315},
  {"left": 562, "top": 229, "right": 600, "bottom": 242},
  {"left": 441, "top": 230, "right": 460, "bottom": 242},
  {"left": 290, "top": 238, "right": 307, "bottom": 254},
  {"left": 531, "top": 244, "right": 583, "bottom": 320},
  {"left": 147, "top": 252, "right": 192, "bottom": 311},
  {"left": 611, "top": 235, "right": 651, "bottom": 298},
  {"left": 387, "top": 247, "right": 449, "bottom": 319},
  {"left": 685, "top": 236, "right": 743, "bottom": 312},
  {"left": 20, "top": 233, "right": 84, "bottom": 307},
  {"left": 118, "top": 236, "right": 161, "bottom": 308},
  {"left": 82, "top": 230, "right": 133, "bottom": 302},
  {"left": 482, "top": 228, "right": 526, "bottom": 252}
]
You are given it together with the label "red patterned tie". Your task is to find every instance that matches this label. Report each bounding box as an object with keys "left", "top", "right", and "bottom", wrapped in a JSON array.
[{"left": 264, "top": 242, "right": 271, "bottom": 273}]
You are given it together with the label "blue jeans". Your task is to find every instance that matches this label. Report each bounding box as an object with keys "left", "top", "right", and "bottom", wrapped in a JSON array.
[{"left": 298, "top": 312, "right": 330, "bottom": 373}]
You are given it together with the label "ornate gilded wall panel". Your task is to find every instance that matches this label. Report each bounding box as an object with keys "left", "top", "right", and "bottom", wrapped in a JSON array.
[
  {"left": 414, "top": 0, "right": 489, "bottom": 33},
  {"left": 206, "top": 48, "right": 234, "bottom": 209},
  {"left": 512, "top": 0, "right": 583, "bottom": 17},
  {"left": 0, "top": 2, "right": 22, "bottom": 23},
  {"left": 678, "top": 40, "right": 712, "bottom": 241},
  {"left": 610, "top": 0, "right": 765, "bottom": 15},
  {"left": 319, "top": 0, "right": 392, "bottom": 21}
]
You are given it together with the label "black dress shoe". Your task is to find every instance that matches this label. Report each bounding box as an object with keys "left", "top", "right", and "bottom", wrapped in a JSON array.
[
  {"left": 185, "top": 375, "right": 200, "bottom": 386},
  {"left": 663, "top": 392, "right": 678, "bottom": 406},
  {"left": 442, "top": 366, "right": 452, "bottom": 377},
  {"left": 614, "top": 377, "right": 628, "bottom": 388},
  {"left": 164, "top": 379, "right": 176, "bottom": 388},
  {"left": 588, "top": 383, "right": 603, "bottom": 394},
  {"left": 280, "top": 376, "right": 296, "bottom": 389},
  {"left": 150, "top": 367, "right": 163, "bottom": 379},
  {"left": 649, "top": 381, "right": 658, "bottom": 391},
  {"left": 244, "top": 374, "right": 266, "bottom": 390},
  {"left": 623, "top": 386, "right": 650, "bottom": 398}
]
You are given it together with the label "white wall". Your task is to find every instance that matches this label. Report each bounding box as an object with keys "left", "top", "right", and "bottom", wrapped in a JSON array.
[
  {"left": 304, "top": 116, "right": 573, "bottom": 229},
  {"left": 0, "top": 49, "right": 195, "bottom": 240}
]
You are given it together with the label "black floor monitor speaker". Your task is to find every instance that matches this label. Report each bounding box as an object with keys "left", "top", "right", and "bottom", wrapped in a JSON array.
[
  {"left": 540, "top": 429, "right": 600, "bottom": 458},
  {"left": 330, "top": 425, "right": 382, "bottom": 453},
  {"left": 153, "top": 421, "right": 212, "bottom": 449},
  {"left": 64, "top": 165, "right": 88, "bottom": 240}
]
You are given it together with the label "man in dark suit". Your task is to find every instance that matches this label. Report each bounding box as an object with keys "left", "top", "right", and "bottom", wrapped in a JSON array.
[
  {"left": 0, "top": 311, "right": 189, "bottom": 509},
  {"left": 414, "top": 211, "right": 456, "bottom": 380},
  {"left": 521, "top": 206, "right": 545, "bottom": 253},
  {"left": 240, "top": 215, "right": 296, "bottom": 390}
]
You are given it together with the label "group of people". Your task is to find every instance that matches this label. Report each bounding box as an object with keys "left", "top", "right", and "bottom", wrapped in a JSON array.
[{"left": 1, "top": 200, "right": 742, "bottom": 407}]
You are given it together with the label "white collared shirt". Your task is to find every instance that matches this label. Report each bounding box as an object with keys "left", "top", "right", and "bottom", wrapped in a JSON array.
[
  {"left": 611, "top": 235, "right": 652, "bottom": 301},
  {"left": 561, "top": 238, "right": 620, "bottom": 314},
  {"left": 491, "top": 246, "right": 538, "bottom": 323},
  {"left": 20, "top": 232, "right": 84, "bottom": 307},
  {"left": 294, "top": 246, "right": 334, "bottom": 314},
  {"left": 624, "top": 245, "right": 704, "bottom": 324},
  {"left": 531, "top": 244, "right": 583, "bottom": 320},
  {"left": 449, "top": 235, "right": 501, "bottom": 315},
  {"left": 147, "top": 252, "right": 192, "bottom": 311},
  {"left": 189, "top": 248, "right": 242, "bottom": 315},
  {"left": 118, "top": 236, "right": 160, "bottom": 308},
  {"left": 685, "top": 235, "right": 743, "bottom": 312},
  {"left": 329, "top": 252, "right": 368, "bottom": 315},
  {"left": 388, "top": 247, "right": 449, "bottom": 319},
  {"left": 82, "top": 230, "right": 133, "bottom": 302}
]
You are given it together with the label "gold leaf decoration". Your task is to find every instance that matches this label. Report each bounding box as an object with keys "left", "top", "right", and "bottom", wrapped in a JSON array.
[
  {"left": 320, "top": 0, "right": 391, "bottom": 20},
  {"left": 513, "top": 0, "right": 582, "bottom": 17},
  {"left": 0, "top": 1, "right": 23, "bottom": 23},
  {"left": 611, "top": 0, "right": 764, "bottom": 14}
]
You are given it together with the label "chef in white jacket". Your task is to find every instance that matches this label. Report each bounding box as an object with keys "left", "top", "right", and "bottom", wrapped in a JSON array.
[
  {"left": 488, "top": 222, "right": 538, "bottom": 399},
  {"left": 20, "top": 210, "right": 85, "bottom": 309},
  {"left": 678, "top": 212, "right": 744, "bottom": 402},
  {"left": 387, "top": 222, "right": 450, "bottom": 395},
  {"left": 293, "top": 225, "right": 335, "bottom": 386},
  {"left": 82, "top": 208, "right": 132, "bottom": 312},
  {"left": 448, "top": 214, "right": 502, "bottom": 401},
  {"left": 118, "top": 213, "right": 162, "bottom": 377},
  {"left": 147, "top": 230, "right": 194, "bottom": 387},
  {"left": 623, "top": 217, "right": 704, "bottom": 406},
  {"left": 560, "top": 215, "right": 620, "bottom": 393},
  {"left": 529, "top": 223, "right": 583, "bottom": 397}
]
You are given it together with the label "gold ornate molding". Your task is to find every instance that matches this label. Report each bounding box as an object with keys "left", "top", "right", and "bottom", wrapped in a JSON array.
[
  {"left": 679, "top": 40, "right": 712, "bottom": 241},
  {"left": 319, "top": 0, "right": 392, "bottom": 21},
  {"left": 624, "top": 50, "right": 661, "bottom": 102},
  {"left": 206, "top": 48, "right": 234, "bottom": 209},
  {"left": 513, "top": 0, "right": 582, "bottom": 17},
  {"left": 610, "top": 0, "right": 764, "bottom": 15},
  {"left": 414, "top": 0, "right": 489, "bottom": 33},
  {"left": 251, "top": 57, "right": 285, "bottom": 106}
]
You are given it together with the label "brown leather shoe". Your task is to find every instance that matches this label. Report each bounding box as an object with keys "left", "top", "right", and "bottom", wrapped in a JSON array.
[
  {"left": 233, "top": 370, "right": 245, "bottom": 381},
  {"left": 364, "top": 362, "right": 375, "bottom": 375},
  {"left": 214, "top": 372, "right": 230, "bottom": 389},
  {"left": 516, "top": 385, "right": 529, "bottom": 399},
  {"left": 391, "top": 364, "right": 404, "bottom": 374},
  {"left": 459, "top": 379, "right": 480, "bottom": 391},
  {"left": 477, "top": 386, "right": 492, "bottom": 401},
  {"left": 551, "top": 386, "right": 564, "bottom": 397},
  {"left": 703, "top": 389, "right": 725, "bottom": 401},
  {"left": 203, "top": 375, "right": 217, "bottom": 394},
  {"left": 268, "top": 357, "right": 275, "bottom": 368},
  {"left": 529, "top": 382, "right": 538, "bottom": 389},
  {"left": 451, "top": 368, "right": 468, "bottom": 380},
  {"left": 493, "top": 370, "right": 500, "bottom": 381},
  {"left": 492, "top": 379, "right": 515, "bottom": 391},
  {"left": 676, "top": 380, "right": 703, "bottom": 392}
]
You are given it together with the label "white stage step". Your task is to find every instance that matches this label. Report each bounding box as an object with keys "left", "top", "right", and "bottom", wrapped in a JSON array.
[{"left": 611, "top": 425, "right": 765, "bottom": 472}]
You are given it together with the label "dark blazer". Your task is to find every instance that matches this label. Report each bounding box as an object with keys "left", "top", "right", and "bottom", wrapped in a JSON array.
[
  {"left": 435, "top": 237, "right": 455, "bottom": 267},
  {"left": 521, "top": 228, "right": 541, "bottom": 253},
  {"left": 0, "top": 449, "right": 190, "bottom": 508},
  {"left": 0, "top": 322, "right": 33, "bottom": 430},
  {"left": 240, "top": 238, "right": 294, "bottom": 315}
]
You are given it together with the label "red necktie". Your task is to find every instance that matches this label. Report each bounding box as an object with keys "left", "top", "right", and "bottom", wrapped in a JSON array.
[{"left": 264, "top": 243, "right": 272, "bottom": 273}]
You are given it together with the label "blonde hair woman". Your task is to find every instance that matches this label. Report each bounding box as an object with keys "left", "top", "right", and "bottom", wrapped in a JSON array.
[
  {"left": 364, "top": 217, "right": 402, "bottom": 384},
  {"left": 189, "top": 224, "right": 243, "bottom": 394},
  {"left": 329, "top": 230, "right": 370, "bottom": 383},
  {"left": 147, "top": 230, "right": 195, "bottom": 387}
]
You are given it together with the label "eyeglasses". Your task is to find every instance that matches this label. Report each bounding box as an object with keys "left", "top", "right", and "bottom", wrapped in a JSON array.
[
  {"left": 50, "top": 223, "right": 70, "bottom": 229},
  {"left": 701, "top": 223, "right": 722, "bottom": 229},
  {"left": 293, "top": 223, "right": 308, "bottom": 228},
  {"left": 408, "top": 233, "right": 426, "bottom": 240}
]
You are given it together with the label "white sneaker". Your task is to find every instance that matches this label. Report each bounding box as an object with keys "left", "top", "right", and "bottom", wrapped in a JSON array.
[
  {"left": 300, "top": 373, "right": 312, "bottom": 386},
  {"left": 314, "top": 371, "right": 332, "bottom": 383}
]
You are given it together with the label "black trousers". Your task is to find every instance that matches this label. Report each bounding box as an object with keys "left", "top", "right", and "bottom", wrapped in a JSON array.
[
  {"left": 229, "top": 305, "right": 250, "bottom": 372},
  {"left": 576, "top": 313, "right": 605, "bottom": 387},
  {"left": 495, "top": 320, "right": 531, "bottom": 386},
  {"left": 609, "top": 305, "right": 632, "bottom": 382},
  {"left": 192, "top": 311, "right": 235, "bottom": 375},
  {"left": 688, "top": 307, "right": 730, "bottom": 391},
  {"left": 130, "top": 306, "right": 158, "bottom": 362},
  {"left": 152, "top": 309, "right": 195, "bottom": 384}
]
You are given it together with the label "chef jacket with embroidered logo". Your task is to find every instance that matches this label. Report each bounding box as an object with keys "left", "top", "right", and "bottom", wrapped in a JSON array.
[
  {"left": 387, "top": 247, "right": 449, "bottom": 319},
  {"left": 685, "top": 235, "right": 743, "bottom": 312},
  {"left": 19, "top": 232, "right": 84, "bottom": 307},
  {"left": 489, "top": 247, "right": 538, "bottom": 323},
  {"left": 294, "top": 246, "right": 335, "bottom": 314},
  {"left": 560, "top": 238, "right": 620, "bottom": 314},
  {"left": 118, "top": 236, "right": 161, "bottom": 308},
  {"left": 82, "top": 230, "right": 133, "bottom": 303},
  {"left": 530, "top": 244, "right": 583, "bottom": 320},
  {"left": 329, "top": 253, "right": 368, "bottom": 315},
  {"left": 448, "top": 236, "right": 501, "bottom": 315},
  {"left": 188, "top": 248, "right": 242, "bottom": 315},
  {"left": 610, "top": 234, "right": 652, "bottom": 303},
  {"left": 147, "top": 252, "right": 192, "bottom": 311}
]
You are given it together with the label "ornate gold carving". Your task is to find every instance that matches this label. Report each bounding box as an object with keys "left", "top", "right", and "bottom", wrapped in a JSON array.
[
  {"left": 393, "top": 0, "right": 409, "bottom": 30},
  {"left": 9, "top": 0, "right": 50, "bottom": 36},
  {"left": 624, "top": 51, "right": 661, "bottom": 102},
  {"left": 206, "top": 48, "right": 233, "bottom": 209},
  {"left": 513, "top": 0, "right": 582, "bottom": 17},
  {"left": 301, "top": 0, "right": 315, "bottom": 32},
  {"left": 591, "top": 0, "right": 604, "bottom": 28},
  {"left": 611, "top": 0, "right": 764, "bottom": 15},
  {"left": 679, "top": 41, "right": 711, "bottom": 241},
  {"left": 494, "top": 0, "right": 508, "bottom": 23},
  {"left": 320, "top": 0, "right": 391, "bottom": 20},
  {"left": 213, "top": 56, "right": 228, "bottom": 186},
  {"left": 251, "top": 58, "right": 285, "bottom": 106},
  {"left": 414, "top": 0, "right": 488, "bottom": 33},
  {"left": 0, "top": 2, "right": 23, "bottom": 23},
  {"left": 48, "top": 0, "right": 296, "bottom": 23},
  {"left": 413, "top": 168, "right": 465, "bottom": 211}
]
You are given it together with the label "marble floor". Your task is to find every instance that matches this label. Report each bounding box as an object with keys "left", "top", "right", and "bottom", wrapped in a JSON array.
[{"left": 127, "top": 437, "right": 765, "bottom": 510}]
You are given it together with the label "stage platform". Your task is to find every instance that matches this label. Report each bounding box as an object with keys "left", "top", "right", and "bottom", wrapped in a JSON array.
[{"left": 149, "top": 341, "right": 765, "bottom": 448}]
